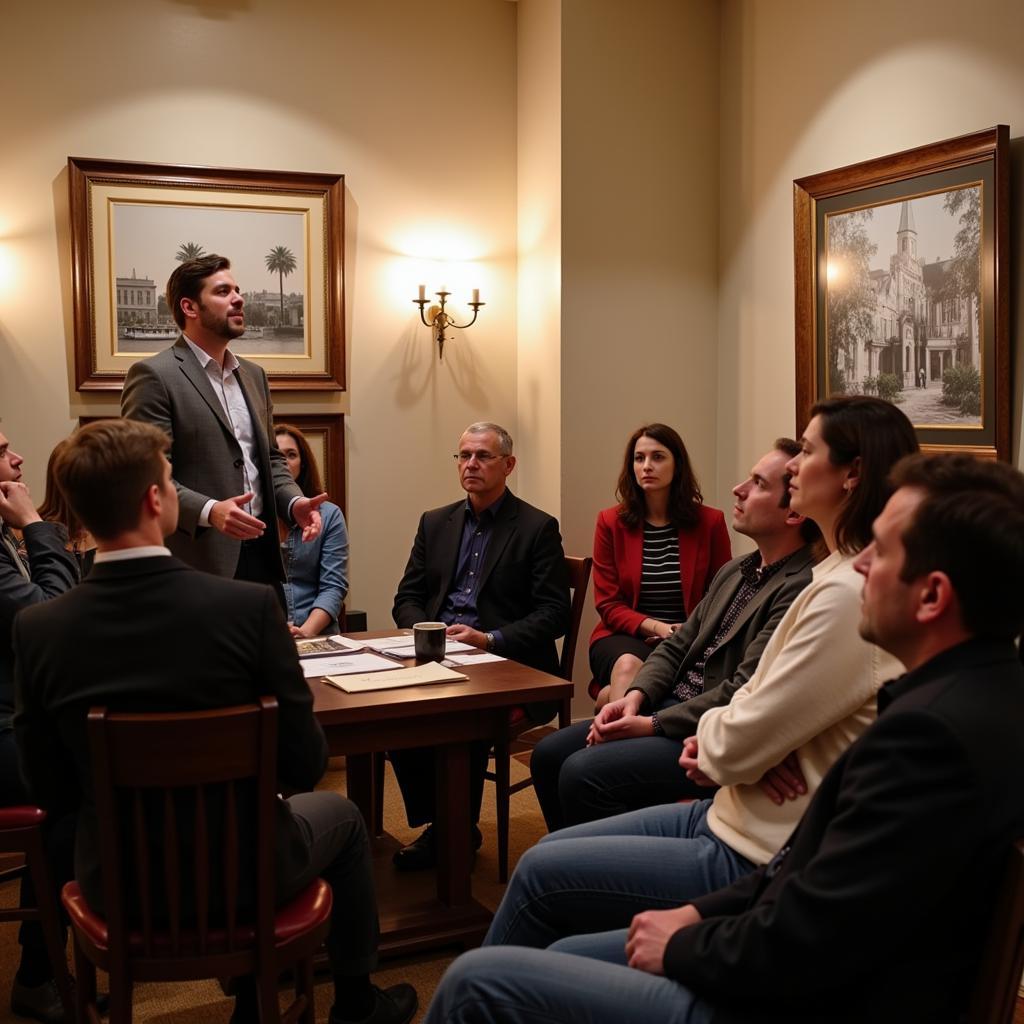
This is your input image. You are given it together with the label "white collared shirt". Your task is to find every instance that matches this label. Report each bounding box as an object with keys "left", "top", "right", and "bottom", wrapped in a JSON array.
[
  {"left": 93, "top": 546, "right": 172, "bottom": 563},
  {"left": 183, "top": 335, "right": 263, "bottom": 521}
]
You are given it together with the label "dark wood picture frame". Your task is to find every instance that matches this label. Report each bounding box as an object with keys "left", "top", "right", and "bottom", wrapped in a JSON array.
[
  {"left": 78, "top": 412, "right": 346, "bottom": 516},
  {"left": 68, "top": 156, "right": 345, "bottom": 393},
  {"left": 794, "top": 126, "right": 1009, "bottom": 459}
]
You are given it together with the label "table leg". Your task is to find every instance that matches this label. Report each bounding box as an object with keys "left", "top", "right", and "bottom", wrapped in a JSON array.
[
  {"left": 435, "top": 741, "right": 472, "bottom": 907},
  {"left": 346, "top": 752, "right": 377, "bottom": 835}
]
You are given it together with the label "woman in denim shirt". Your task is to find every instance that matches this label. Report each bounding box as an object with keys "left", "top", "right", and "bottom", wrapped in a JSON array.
[{"left": 275, "top": 422, "right": 349, "bottom": 636}]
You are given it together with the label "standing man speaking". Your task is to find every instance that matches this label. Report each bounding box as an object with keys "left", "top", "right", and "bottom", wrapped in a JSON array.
[{"left": 122, "top": 254, "right": 325, "bottom": 594}]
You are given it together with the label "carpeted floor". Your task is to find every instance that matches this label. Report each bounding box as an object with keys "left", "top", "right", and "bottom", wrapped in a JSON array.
[{"left": 0, "top": 744, "right": 550, "bottom": 1023}]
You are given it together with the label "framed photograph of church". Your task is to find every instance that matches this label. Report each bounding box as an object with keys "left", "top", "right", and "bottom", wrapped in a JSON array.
[
  {"left": 68, "top": 156, "right": 346, "bottom": 393},
  {"left": 793, "top": 126, "right": 1009, "bottom": 460}
]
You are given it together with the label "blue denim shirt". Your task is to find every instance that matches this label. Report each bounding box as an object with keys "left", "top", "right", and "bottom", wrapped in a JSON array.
[{"left": 281, "top": 501, "right": 348, "bottom": 632}]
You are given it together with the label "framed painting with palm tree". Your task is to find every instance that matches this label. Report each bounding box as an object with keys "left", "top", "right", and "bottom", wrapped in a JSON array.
[{"left": 67, "top": 156, "right": 345, "bottom": 391}]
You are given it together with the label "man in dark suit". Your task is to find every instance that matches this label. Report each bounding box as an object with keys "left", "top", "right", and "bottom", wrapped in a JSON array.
[
  {"left": 531, "top": 438, "right": 818, "bottom": 832},
  {"left": 390, "top": 421, "right": 570, "bottom": 869},
  {"left": 121, "top": 254, "right": 325, "bottom": 595},
  {"left": 424, "top": 453, "right": 1024, "bottom": 1024},
  {"left": 14, "top": 419, "right": 415, "bottom": 1024},
  {"left": 0, "top": 427, "right": 79, "bottom": 1023}
]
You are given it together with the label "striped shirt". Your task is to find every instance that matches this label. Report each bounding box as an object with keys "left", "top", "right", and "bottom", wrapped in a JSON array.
[{"left": 636, "top": 522, "right": 685, "bottom": 624}]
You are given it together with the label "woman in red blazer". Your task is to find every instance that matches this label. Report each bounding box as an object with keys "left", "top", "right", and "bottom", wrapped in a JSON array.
[{"left": 590, "top": 424, "right": 731, "bottom": 708}]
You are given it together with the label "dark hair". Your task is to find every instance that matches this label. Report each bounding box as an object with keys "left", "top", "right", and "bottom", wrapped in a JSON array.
[
  {"left": 55, "top": 419, "right": 170, "bottom": 540},
  {"left": 166, "top": 254, "right": 231, "bottom": 329},
  {"left": 37, "top": 438, "right": 85, "bottom": 543},
  {"left": 889, "top": 454, "right": 1024, "bottom": 638},
  {"left": 274, "top": 422, "right": 324, "bottom": 499},
  {"left": 773, "top": 436, "right": 822, "bottom": 546},
  {"left": 808, "top": 395, "right": 919, "bottom": 555},
  {"left": 615, "top": 423, "right": 702, "bottom": 530}
]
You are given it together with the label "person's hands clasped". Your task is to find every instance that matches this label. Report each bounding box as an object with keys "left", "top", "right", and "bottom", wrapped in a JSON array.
[
  {"left": 587, "top": 690, "right": 652, "bottom": 745},
  {"left": 0, "top": 481, "right": 41, "bottom": 530}
]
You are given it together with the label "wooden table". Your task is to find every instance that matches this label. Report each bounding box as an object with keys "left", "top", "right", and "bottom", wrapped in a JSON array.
[{"left": 309, "top": 633, "right": 572, "bottom": 956}]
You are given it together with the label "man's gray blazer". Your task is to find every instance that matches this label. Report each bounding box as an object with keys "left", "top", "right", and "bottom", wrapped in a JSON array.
[
  {"left": 121, "top": 337, "right": 301, "bottom": 578},
  {"left": 629, "top": 546, "right": 817, "bottom": 738}
]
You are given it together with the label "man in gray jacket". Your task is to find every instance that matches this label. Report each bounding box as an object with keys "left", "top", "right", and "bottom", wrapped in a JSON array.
[
  {"left": 121, "top": 255, "right": 324, "bottom": 594},
  {"left": 532, "top": 438, "right": 818, "bottom": 831}
]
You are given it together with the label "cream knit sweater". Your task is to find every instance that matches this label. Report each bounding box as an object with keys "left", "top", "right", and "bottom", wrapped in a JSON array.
[{"left": 698, "top": 550, "right": 904, "bottom": 865}]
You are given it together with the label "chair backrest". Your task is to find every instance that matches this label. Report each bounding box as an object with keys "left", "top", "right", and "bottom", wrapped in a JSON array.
[
  {"left": 967, "top": 838, "right": 1024, "bottom": 1024},
  {"left": 559, "top": 555, "right": 593, "bottom": 682},
  {"left": 87, "top": 697, "right": 278, "bottom": 964}
]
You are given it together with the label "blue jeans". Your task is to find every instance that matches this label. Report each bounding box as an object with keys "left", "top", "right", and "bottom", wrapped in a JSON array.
[
  {"left": 424, "top": 946, "right": 713, "bottom": 1024},
  {"left": 484, "top": 799, "right": 755, "bottom": 949}
]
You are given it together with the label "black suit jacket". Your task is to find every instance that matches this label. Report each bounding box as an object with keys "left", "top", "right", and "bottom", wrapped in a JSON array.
[
  {"left": 665, "top": 637, "right": 1024, "bottom": 1023},
  {"left": 392, "top": 491, "right": 570, "bottom": 675},
  {"left": 13, "top": 555, "right": 326, "bottom": 912}
]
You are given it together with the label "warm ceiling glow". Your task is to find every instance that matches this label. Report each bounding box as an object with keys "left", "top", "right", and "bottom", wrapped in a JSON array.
[{"left": 0, "top": 243, "right": 18, "bottom": 295}]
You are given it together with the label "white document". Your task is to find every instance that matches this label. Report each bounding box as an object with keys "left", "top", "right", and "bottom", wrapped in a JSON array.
[
  {"left": 328, "top": 634, "right": 368, "bottom": 651},
  {"left": 363, "top": 634, "right": 416, "bottom": 651},
  {"left": 447, "top": 651, "right": 506, "bottom": 665},
  {"left": 325, "top": 662, "right": 469, "bottom": 693},
  {"left": 380, "top": 639, "right": 477, "bottom": 659},
  {"left": 300, "top": 652, "right": 399, "bottom": 678}
]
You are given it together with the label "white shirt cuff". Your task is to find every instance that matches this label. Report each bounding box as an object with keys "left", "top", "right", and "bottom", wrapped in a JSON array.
[{"left": 199, "top": 499, "right": 216, "bottom": 527}]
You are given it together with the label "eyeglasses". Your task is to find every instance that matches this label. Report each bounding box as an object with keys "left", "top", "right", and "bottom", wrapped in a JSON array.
[{"left": 453, "top": 451, "right": 504, "bottom": 464}]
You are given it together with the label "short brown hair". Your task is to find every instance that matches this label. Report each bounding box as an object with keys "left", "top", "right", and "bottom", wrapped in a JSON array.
[
  {"left": 274, "top": 422, "right": 324, "bottom": 498},
  {"left": 55, "top": 419, "right": 170, "bottom": 540},
  {"left": 809, "top": 395, "right": 919, "bottom": 554},
  {"left": 889, "top": 454, "right": 1024, "bottom": 638},
  {"left": 616, "top": 423, "right": 703, "bottom": 530},
  {"left": 166, "top": 254, "right": 231, "bottom": 330}
]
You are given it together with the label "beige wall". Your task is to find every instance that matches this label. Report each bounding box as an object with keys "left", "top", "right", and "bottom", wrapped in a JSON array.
[
  {"left": 0, "top": 0, "right": 519, "bottom": 628},
  {"left": 717, "top": 0, "right": 1024, "bottom": 532},
  {"left": 515, "top": 0, "right": 562, "bottom": 516},
  {"left": 560, "top": 0, "right": 721, "bottom": 707}
]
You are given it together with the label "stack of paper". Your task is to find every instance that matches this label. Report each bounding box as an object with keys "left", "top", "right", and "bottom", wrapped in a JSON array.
[{"left": 325, "top": 661, "right": 469, "bottom": 693}]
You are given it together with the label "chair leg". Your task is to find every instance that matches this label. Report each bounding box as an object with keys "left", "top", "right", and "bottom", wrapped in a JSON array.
[
  {"left": 495, "top": 736, "right": 511, "bottom": 884},
  {"left": 258, "top": 969, "right": 282, "bottom": 1023},
  {"left": 107, "top": 970, "right": 133, "bottom": 1024},
  {"left": 295, "top": 955, "right": 316, "bottom": 1024},
  {"left": 71, "top": 936, "right": 96, "bottom": 1024},
  {"left": 24, "top": 827, "right": 73, "bottom": 1019}
]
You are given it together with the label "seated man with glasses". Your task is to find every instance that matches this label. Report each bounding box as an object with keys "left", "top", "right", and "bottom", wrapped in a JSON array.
[{"left": 389, "top": 421, "right": 571, "bottom": 870}]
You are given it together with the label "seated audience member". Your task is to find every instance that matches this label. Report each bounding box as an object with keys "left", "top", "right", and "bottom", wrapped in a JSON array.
[
  {"left": 0, "top": 426, "right": 78, "bottom": 1023},
  {"left": 477, "top": 396, "right": 917, "bottom": 955},
  {"left": 389, "top": 422, "right": 570, "bottom": 870},
  {"left": 275, "top": 422, "right": 349, "bottom": 636},
  {"left": 590, "top": 424, "right": 731, "bottom": 709},
  {"left": 37, "top": 437, "right": 96, "bottom": 575},
  {"left": 532, "top": 438, "right": 818, "bottom": 832},
  {"left": 425, "top": 453, "right": 1024, "bottom": 1024},
  {"left": 13, "top": 420, "right": 415, "bottom": 1024}
]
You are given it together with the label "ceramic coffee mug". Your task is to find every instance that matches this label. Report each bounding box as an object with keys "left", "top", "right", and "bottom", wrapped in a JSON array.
[{"left": 413, "top": 621, "right": 447, "bottom": 662}]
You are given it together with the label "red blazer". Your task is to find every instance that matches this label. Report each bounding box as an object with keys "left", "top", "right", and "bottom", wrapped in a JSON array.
[{"left": 589, "top": 503, "right": 732, "bottom": 647}]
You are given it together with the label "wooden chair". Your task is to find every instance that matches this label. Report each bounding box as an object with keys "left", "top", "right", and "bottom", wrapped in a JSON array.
[
  {"left": 967, "top": 838, "right": 1024, "bottom": 1024},
  {"left": 60, "top": 697, "right": 332, "bottom": 1024},
  {"left": 0, "top": 806, "right": 74, "bottom": 1020},
  {"left": 485, "top": 554, "right": 593, "bottom": 882}
]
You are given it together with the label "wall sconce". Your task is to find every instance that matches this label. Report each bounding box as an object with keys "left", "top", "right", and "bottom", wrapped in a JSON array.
[{"left": 414, "top": 286, "right": 485, "bottom": 361}]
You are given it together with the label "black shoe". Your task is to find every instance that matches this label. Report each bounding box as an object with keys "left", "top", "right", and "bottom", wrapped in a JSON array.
[
  {"left": 10, "top": 979, "right": 65, "bottom": 1024},
  {"left": 330, "top": 983, "right": 418, "bottom": 1024},
  {"left": 392, "top": 824, "right": 483, "bottom": 872}
]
